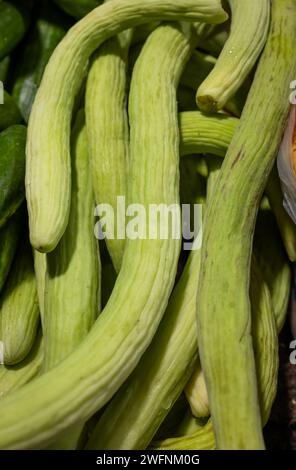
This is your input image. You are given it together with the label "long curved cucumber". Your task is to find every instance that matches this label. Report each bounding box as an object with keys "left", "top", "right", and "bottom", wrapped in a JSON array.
[
  {"left": 0, "top": 20, "right": 195, "bottom": 450},
  {"left": 197, "top": 0, "right": 270, "bottom": 113},
  {"left": 0, "top": 125, "right": 26, "bottom": 229},
  {"left": 196, "top": 0, "right": 296, "bottom": 449},
  {"left": 26, "top": 0, "right": 227, "bottom": 253},
  {"left": 86, "top": 23, "right": 132, "bottom": 272}
]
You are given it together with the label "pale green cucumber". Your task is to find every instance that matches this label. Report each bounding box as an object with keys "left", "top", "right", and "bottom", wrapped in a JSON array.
[
  {"left": 26, "top": 0, "right": 227, "bottom": 253},
  {"left": 197, "top": 0, "right": 270, "bottom": 113},
  {"left": 0, "top": 333, "right": 43, "bottom": 398},
  {"left": 43, "top": 111, "right": 100, "bottom": 449},
  {"left": 196, "top": 0, "right": 296, "bottom": 449},
  {"left": 0, "top": 244, "right": 40, "bottom": 365},
  {"left": 86, "top": 19, "right": 132, "bottom": 272},
  {"left": 0, "top": 20, "right": 196, "bottom": 450}
]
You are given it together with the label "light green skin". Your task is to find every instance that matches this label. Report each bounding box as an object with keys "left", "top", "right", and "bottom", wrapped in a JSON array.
[
  {"left": 196, "top": 0, "right": 296, "bottom": 449},
  {"left": 86, "top": 27, "right": 132, "bottom": 273},
  {"left": 0, "top": 245, "right": 40, "bottom": 365},
  {"left": 152, "top": 256, "right": 278, "bottom": 451},
  {"left": 0, "top": 334, "right": 43, "bottom": 399},
  {"left": 197, "top": 0, "right": 270, "bottom": 113},
  {"left": 43, "top": 112, "right": 100, "bottom": 449},
  {"left": 88, "top": 131, "right": 280, "bottom": 450},
  {"left": 0, "top": 20, "right": 195, "bottom": 449},
  {"left": 151, "top": 419, "right": 215, "bottom": 451},
  {"left": 25, "top": 0, "right": 228, "bottom": 253}
]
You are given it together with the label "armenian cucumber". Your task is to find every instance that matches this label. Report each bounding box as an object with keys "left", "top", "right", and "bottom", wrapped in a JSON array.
[
  {"left": 0, "top": 243, "right": 40, "bottom": 365},
  {"left": 196, "top": 0, "right": 296, "bottom": 449},
  {"left": 26, "top": 0, "right": 227, "bottom": 253},
  {"left": 0, "top": 125, "right": 26, "bottom": 229}
]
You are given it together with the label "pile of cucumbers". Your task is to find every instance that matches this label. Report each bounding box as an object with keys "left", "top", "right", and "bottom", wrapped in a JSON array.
[{"left": 0, "top": 0, "right": 295, "bottom": 451}]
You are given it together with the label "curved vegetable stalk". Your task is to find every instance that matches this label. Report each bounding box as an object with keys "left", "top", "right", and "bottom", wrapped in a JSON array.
[
  {"left": 196, "top": 0, "right": 270, "bottom": 113},
  {"left": 0, "top": 333, "right": 43, "bottom": 399},
  {"left": 43, "top": 111, "right": 101, "bottom": 449},
  {"left": 196, "top": 0, "right": 296, "bottom": 449},
  {"left": 0, "top": 21, "right": 193, "bottom": 450},
  {"left": 185, "top": 364, "right": 210, "bottom": 418},
  {"left": 26, "top": 0, "right": 228, "bottom": 253},
  {"left": 0, "top": 244, "right": 40, "bottom": 365},
  {"left": 86, "top": 24, "right": 132, "bottom": 272}
]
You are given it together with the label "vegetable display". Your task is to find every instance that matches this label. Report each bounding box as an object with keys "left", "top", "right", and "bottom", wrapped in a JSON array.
[{"left": 0, "top": 0, "right": 295, "bottom": 453}]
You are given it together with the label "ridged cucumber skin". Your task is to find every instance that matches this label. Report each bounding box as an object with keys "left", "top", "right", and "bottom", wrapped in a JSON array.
[
  {"left": 0, "top": 244, "right": 40, "bottom": 365},
  {"left": 0, "top": 333, "right": 43, "bottom": 398},
  {"left": 0, "top": 1, "right": 30, "bottom": 61},
  {"left": 0, "top": 91, "right": 22, "bottom": 131},
  {"left": 0, "top": 214, "right": 21, "bottom": 294},
  {"left": 0, "top": 125, "right": 26, "bottom": 229},
  {"left": 12, "top": 2, "right": 69, "bottom": 123}
]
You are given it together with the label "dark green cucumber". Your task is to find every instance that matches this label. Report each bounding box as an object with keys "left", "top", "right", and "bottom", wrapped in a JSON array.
[
  {"left": 0, "top": 91, "right": 22, "bottom": 131},
  {"left": 54, "top": 0, "right": 102, "bottom": 19},
  {"left": 12, "top": 2, "right": 69, "bottom": 122},
  {"left": 0, "top": 125, "right": 26, "bottom": 229},
  {"left": 0, "top": 213, "right": 20, "bottom": 294},
  {"left": 0, "top": 56, "right": 10, "bottom": 84},
  {"left": 0, "top": 1, "right": 30, "bottom": 61}
]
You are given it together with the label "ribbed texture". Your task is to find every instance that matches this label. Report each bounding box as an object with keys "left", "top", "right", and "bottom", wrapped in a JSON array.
[
  {"left": 0, "top": 18, "right": 204, "bottom": 449},
  {"left": 1, "top": 245, "right": 40, "bottom": 365},
  {"left": 151, "top": 420, "right": 215, "bottom": 450},
  {"left": 197, "top": 0, "right": 270, "bottom": 112},
  {"left": 0, "top": 334, "right": 43, "bottom": 398},
  {"left": 179, "top": 111, "right": 238, "bottom": 157},
  {"left": 86, "top": 29, "right": 132, "bottom": 272},
  {"left": 196, "top": 0, "right": 296, "bottom": 449},
  {"left": 26, "top": 0, "right": 227, "bottom": 252}
]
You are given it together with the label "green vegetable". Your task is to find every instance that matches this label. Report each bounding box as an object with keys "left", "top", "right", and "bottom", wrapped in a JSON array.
[
  {"left": 0, "top": 243, "right": 40, "bottom": 365},
  {"left": 185, "top": 364, "right": 210, "bottom": 418},
  {"left": 26, "top": 0, "right": 228, "bottom": 253},
  {"left": 86, "top": 24, "right": 132, "bottom": 272},
  {"left": 54, "top": 0, "right": 102, "bottom": 19},
  {"left": 151, "top": 420, "right": 215, "bottom": 451},
  {"left": 44, "top": 111, "right": 100, "bottom": 449},
  {"left": 43, "top": 111, "right": 100, "bottom": 371},
  {"left": 196, "top": 0, "right": 296, "bottom": 449},
  {"left": 196, "top": 0, "right": 270, "bottom": 113},
  {"left": 254, "top": 207, "right": 291, "bottom": 332},
  {"left": 0, "top": 19, "right": 197, "bottom": 450},
  {"left": 0, "top": 125, "right": 26, "bottom": 229},
  {"left": 0, "top": 91, "right": 22, "bottom": 131},
  {"left": 0, "top": 1, "right": 30, "bottom": 61},
  {"left": 0, "top": 333, "right": 43, "bottom": 399},
  {"left": 0, "top": 214, "right": 20, "bottom": 294},
  {"left": 12, "top": 1, "right": 69, "bottom": 122}
]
